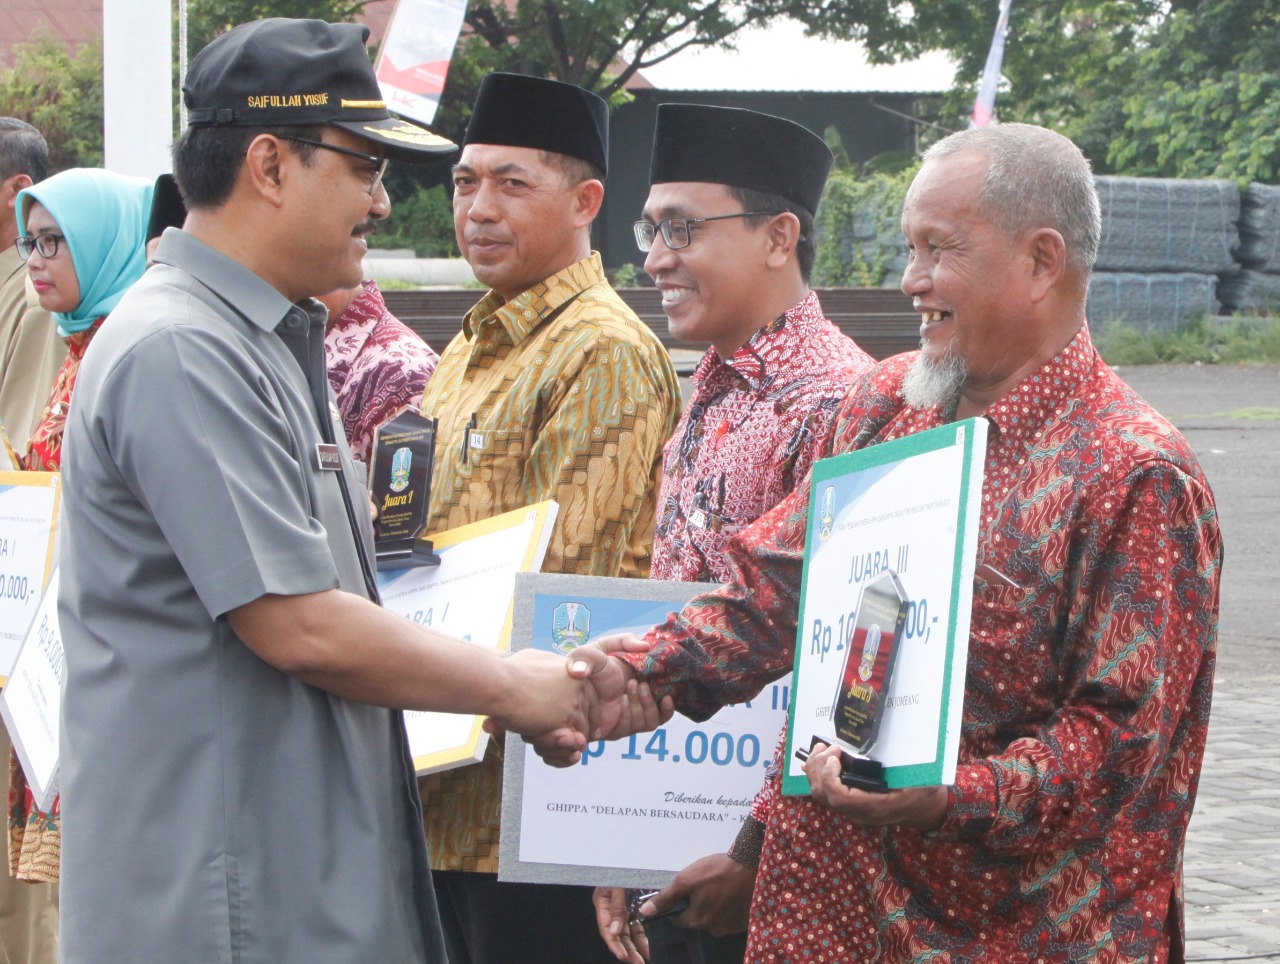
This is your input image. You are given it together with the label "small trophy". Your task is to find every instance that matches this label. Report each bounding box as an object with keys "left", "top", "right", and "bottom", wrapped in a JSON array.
[
  {"left": 370, "top": 410, "right": 441, "bottom": 570},
  {"left": 798, "top": 570, "right": 909, "bottom": 793}
]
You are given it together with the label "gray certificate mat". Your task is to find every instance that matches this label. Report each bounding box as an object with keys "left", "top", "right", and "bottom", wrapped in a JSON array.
[{"left": 500, "top": 571, "right": 785, "bottom": 888}]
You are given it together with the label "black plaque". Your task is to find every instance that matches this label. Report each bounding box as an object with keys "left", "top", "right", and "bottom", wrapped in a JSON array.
[
  {"left": 797, "top": 570, "right": 908, "bottom": 793},
  {"left": 371, "top": 410, "right": 441, "bottom": 570}
]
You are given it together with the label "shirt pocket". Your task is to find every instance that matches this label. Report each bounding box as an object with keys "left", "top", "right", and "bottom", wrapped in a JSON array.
[
  {"left": 970, "top": 565, "right": 1038, "bottom": 650},
  {"left": 969, "top": 565, "right": 1060, "bottom": 726},
  {"left": 466, "top": 421, "right": 533, "bottom": 488}
]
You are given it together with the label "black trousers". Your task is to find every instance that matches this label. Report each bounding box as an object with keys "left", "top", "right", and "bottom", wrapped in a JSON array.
[
  {"left": 433, "top": 870, "right": 616, "bottom": 964},
  {"left": 643, "top": 918, "right": 747, "bottom": 964}
]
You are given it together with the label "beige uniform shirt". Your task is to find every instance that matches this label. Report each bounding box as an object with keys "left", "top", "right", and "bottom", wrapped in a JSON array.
[
  {"left": 0, "top": 246, "right": 65, "bottom": 455},
  {"left": 417, "top": 252, "right": 680, "bottom": 870}
]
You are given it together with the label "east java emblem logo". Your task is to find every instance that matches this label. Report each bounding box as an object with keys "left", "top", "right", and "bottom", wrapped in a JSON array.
[
  {"left": 390, "top": 447, "right": 412, "bottom": 492},
  {"left": 819, "top": 485, "right": 836, "bottom": 542},
  {"left": 858, "top": 623, "right": 882, "bottom": 681},
  {"left": 551, "top": 602, "right": 590, "bottom": 654}
]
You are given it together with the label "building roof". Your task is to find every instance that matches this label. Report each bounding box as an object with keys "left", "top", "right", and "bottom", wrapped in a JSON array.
[
  {"left": 0, "top": 0, "right": 399, "bottom": 69},
  {"left": 1, "top": 0, "right": 101, "bottom": 68}
]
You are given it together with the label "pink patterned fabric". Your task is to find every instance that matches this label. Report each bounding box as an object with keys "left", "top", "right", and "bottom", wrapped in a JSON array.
[
  {"left": 324, "top": 280, "right": 438, "bottom": 465},
  {"left": 650, "top": 291, "right": 873, "bottom": 583},
  {"left": 627, "top": 326, "right": 1221, "bottom": 963}
]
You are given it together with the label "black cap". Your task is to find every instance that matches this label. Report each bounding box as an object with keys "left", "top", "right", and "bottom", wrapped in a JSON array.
[
  {"left": 146, "top": 174, "right": 187, "bottom": 242},
  {"left": 463, "top": 73, "right": 608, "bottom": 175},
  {"left": 183, "top": 18, "right": 456, "bottom": 162},
  {"left": 650, "top": 104, "right": 833, "bottom": 216}
]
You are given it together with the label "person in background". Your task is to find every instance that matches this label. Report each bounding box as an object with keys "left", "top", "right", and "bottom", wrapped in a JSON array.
[
  {"left": 594, "top": 103, "right": 874, "bottom": 964},
  {"left": 320, "top": 278, "right": 438, "bottom": 465},
  {"left": 144, "top": 171, "right": 187, "bottom": 264},
  {"left": 0, "top": 115, "right": 64, "bottom": 964},
  {"left": 17, "top": 169, "right": 154, "bottom": 474},
  {"left": 569, "top": 122, "right": 1222, "bottom": 964},
  {"left": 416, "top": 71, "right": 680, "bottom": 964},
  {"left": 0, "top": 118, "right": 64, "bottom": 457}
]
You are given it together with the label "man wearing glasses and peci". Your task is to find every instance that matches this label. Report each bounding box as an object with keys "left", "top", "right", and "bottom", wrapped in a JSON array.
[{"left": 594, "top": 104, "right": 874, "bottom": 964}]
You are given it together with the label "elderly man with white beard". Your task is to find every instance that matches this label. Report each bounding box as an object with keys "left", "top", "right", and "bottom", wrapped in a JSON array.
[{"left": 564, "top": 121, "right": 1223, "bottom": 964}]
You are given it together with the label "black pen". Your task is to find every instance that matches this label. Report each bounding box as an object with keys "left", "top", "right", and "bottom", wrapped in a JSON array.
[
  {"left": 460, "top": 413, "right": 476, "bottom": 464},
  {"left": 627, "top": 892, "right": 691, "bottom": 927}
]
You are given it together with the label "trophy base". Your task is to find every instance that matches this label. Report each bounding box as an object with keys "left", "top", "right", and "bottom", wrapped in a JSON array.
[
  {"left": 375, "top": 539, "right": 442, "bottom": 572},
  {"left": 795, "top": 735, "right": 890, "bottom": 794}
]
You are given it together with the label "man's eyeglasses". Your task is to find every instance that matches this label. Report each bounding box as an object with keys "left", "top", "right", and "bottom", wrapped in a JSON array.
[
  {"left": 14, "top": 233, "right": 65, "bottom": 261},
  {"left": 281, "top": 135, "right": 389, "bottom": 197},
  {"left": 633, "top": 212, "right": 768, "bottom": 252}
]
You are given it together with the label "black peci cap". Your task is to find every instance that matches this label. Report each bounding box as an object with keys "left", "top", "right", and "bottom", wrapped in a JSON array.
[
  {"left": 649, "top": 104, "right": 834, "bottom": 216},
  {"left": 462, "top": 73, "right": 608, "bottom": 175},
  {"left": 183, "top": 18, "right": 457, "bottom": 162},
  {"left": 146, "top": 174, "right": 187, "bottom": 242}
]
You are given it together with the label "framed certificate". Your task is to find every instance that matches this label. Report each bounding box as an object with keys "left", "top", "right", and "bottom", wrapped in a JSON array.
[
  {"left": 377, "top": 501, "right": 558, "bottom": 774},
  {"left": 0, "top": 567, "right": 63, "bottom": 811},
  {"left": 0, "top": 471, "right": 60, "bottom": 682},
  {"left": 500, "top": 573, "right": 789, "bottom": 888},
  {"left": 783, "top": 419, "right": 987, "bottom": 794}
]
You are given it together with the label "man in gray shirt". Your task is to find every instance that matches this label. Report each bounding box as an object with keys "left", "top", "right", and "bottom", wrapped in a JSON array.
[{"left": 57, "top": 19, "right": 607, "bottom": 963}]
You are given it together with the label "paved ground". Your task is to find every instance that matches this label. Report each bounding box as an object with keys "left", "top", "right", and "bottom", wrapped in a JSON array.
[{"left": 1110, "top": 364, "right": 1280, "bottom": 962}]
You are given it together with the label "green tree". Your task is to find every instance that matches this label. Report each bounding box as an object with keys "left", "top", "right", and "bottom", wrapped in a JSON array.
[
  {"left": 186, "top": 0, "right": 371, "bottom": 54},
  {"left": 877, "top": 0, "right": 1280, "bottom": 184},
  {"left": 1110, "top": 1, "right": 1280, "bottom": 183},
  {"left": 432, "top": 0, "right": 973, "bottom": 140},
  {"left": 0, "top": 31, "right": 105, "bottom": 171},
  {"left": 184, "top": 0, "right": 931, "bottom": 141},
  {"left": 840, "top": 0, "right": 1162, "bottom": 169}
]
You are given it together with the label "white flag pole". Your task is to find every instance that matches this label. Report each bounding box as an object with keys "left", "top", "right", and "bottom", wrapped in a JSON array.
[
  {"left": 971, "top": 0, "right": 1013, "bottom": 128},
  {"left": 102, "top": 0, "right": 173, "bottom": 176}
]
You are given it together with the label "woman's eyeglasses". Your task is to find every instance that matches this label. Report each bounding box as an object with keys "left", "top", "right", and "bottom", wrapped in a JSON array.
[{"left": 14, "top": 233, "right": 66, "bottom": 261}]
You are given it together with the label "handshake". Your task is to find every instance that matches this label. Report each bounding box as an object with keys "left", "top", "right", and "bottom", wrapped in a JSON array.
[{"left": 482, "top": 634, "right": 674, "bottom": 765}]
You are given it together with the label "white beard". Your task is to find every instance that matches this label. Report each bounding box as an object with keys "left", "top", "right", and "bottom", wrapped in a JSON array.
[{"left": 901, "top": 348, "right": 968, "bottom": 410}]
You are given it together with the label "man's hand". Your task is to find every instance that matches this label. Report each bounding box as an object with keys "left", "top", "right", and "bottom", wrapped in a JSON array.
[
  {"left": 804, "top": 741, "right": 948, "bottom": 830},
  {"left": 527, "top": 634, "right": 675, "bottom": 766},
  {"left": 593, "top": 887, "right": 649, "bottom": 963},
  {"left": 568, "top": 634, "right": 674, "bottom": 740},
  {"left": 486, "top": 649, "right": 597, "bottom": 764},
  {"left": 638, "top": 853, "right": 754, "bottom": 936}
]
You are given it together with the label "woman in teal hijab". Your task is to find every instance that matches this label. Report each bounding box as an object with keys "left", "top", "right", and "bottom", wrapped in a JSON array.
[
  {"left": 16, "top": 167, "right": 153, "bottom": 336},
  {"left": 7, "top": 168, "right": 152, "bottom": 884},
  {"left": 14, "top": 167, "right": 152, "bottom": 470}
]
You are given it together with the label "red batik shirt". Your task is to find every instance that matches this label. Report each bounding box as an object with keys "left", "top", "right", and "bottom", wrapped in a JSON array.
[
  {"left": 324, "top": 280, "right": 438, "bottom": 465},
  {"left": 627, "top": 326, "right": 1222, "bottom": 963},
  {"left": 22, "top": 319, "right": 101, "bottom": 473},
  {"left": 651, "top": 290, "right": 873, "bottom": 583}
]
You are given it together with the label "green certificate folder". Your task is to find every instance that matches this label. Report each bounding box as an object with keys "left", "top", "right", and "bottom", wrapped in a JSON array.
[{"left": 782, "top": 418, "right": 987, "bottom": 794}]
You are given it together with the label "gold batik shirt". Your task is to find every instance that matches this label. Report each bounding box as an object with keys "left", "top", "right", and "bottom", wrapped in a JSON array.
[{"left": 417, "top": 252, "right": 680, "bottom": 872}]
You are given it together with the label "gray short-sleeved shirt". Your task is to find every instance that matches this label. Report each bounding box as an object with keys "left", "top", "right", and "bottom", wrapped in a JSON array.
[{"left": 58, "top": 230, "right": 445, "bottom": 963}]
